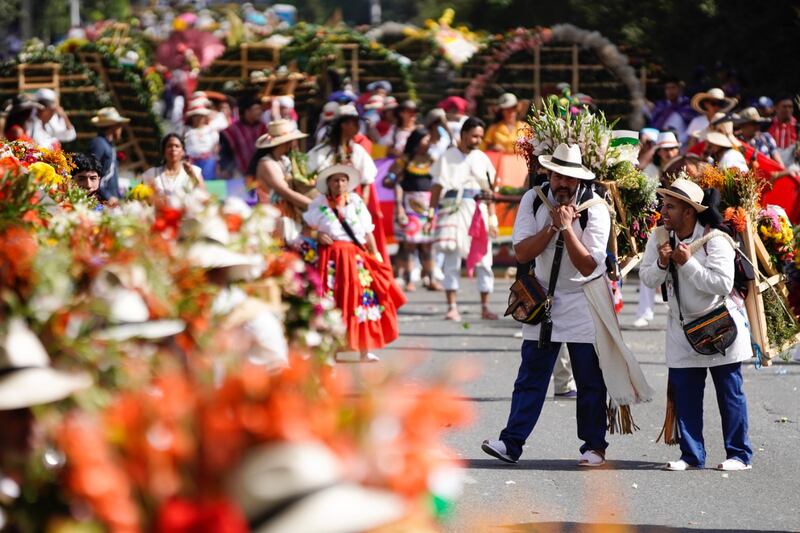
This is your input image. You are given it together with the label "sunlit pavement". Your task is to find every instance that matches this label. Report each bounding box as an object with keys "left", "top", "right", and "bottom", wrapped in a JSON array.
[{"left": 380, "top": 274, "right": 800, "bottom": 533}]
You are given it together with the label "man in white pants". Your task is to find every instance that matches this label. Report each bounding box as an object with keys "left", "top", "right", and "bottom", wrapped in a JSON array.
[{"left": 426, "top": 117, "right": 498, "bottom": 321}]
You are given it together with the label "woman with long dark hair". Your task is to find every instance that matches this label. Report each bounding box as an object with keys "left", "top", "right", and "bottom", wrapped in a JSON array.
[
  {"left": 249, "top": 119, "right": 311, "bottom": 241},
  {"left": 141, "top": 133, "right": 205, "bottom": 198},
  {"left": 393, "top": 127, "right": 443, "bottom": 291}
]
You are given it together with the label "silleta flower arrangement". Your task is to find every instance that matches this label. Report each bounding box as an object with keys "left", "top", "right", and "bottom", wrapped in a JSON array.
[{"left": 0, "top": 141, "right": 473, "bottom": 531}]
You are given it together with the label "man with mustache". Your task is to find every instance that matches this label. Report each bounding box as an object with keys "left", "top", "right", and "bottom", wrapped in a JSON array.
[{"left": 483, "top": 143, "right": 652, "bottom": 466}]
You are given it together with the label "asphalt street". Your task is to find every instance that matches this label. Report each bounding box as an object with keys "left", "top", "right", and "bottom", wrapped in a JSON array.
[{"left": 379, "top": 274, "right": 800, "bottom": 533}]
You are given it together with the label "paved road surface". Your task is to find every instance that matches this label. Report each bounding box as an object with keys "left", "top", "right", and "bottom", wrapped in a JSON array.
[{"left": 380, "top": 275, "right": 800, "bottom": 533}]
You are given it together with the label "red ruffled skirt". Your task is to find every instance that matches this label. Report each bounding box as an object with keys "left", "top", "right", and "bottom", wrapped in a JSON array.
[{"left": 318, "top": 241, "right": 406, "bottom": 351}]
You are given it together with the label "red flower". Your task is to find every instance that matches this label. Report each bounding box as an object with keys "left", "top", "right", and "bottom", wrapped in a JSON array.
[
  {"left": 153, "top": 206, "right": 183, "bottom": 240},
  {"left": 155, "top": 498, "right": 248, "bottom": 533},
  {"left": 116, "top": 151, "right": 127, "bottom": 163}
]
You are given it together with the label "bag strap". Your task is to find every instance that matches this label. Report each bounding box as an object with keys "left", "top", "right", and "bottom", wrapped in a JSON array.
[
  {"left": 668, "top": 232, "right": 684, "bottom": 325},
  {"left": 546, "top": 234, "right": 565, "bottom": 305},
  {"left": 332, "top": 204, "right": 366, "bottom": 251}
]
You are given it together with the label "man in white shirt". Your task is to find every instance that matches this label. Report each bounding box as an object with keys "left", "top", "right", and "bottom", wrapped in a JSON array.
[
  {"left": 426, "top": 117, "right": 498, "bottom": 321},
  {"left": 26, "top": 89, "right": 77, "bottom": 149},
  {"left": 482, "top": 143, "right": 614, "bottom": 466}
]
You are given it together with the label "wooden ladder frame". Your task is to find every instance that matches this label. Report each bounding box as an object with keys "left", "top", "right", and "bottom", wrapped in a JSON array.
[
  {"left": 741, "top": 218, "right": 800, "bottom": 365},
  {"left": 76, "top": 51, "right": 149, "bottom": 173}
]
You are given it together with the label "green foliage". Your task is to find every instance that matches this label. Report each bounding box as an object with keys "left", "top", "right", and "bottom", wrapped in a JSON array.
[{"left": 763, "top": 289, "right": 800, "bottom": 357}]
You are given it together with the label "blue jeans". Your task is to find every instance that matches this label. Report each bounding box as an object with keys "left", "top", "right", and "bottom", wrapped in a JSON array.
[
  {"left": 669, "top": 362, "right": 752, "bottom": 467},
  {"left": 499, "top": 341, "right": 609, "bottom": 460}
]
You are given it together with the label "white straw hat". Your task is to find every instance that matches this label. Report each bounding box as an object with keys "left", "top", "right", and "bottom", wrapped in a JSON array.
[
  {"left": 497, "top": 92, "right": 518, "bottom": 109},
  {"left": 315, "top": 164, "right": 361, "bottom": 194},
  {"left": 655, "top": 131, "right": 680, "bottom": 149},
  {"left": 256, "top": 119, "right": 308, "bottom": 149},
  {"left": 0, "top": 318, "right": 91, "bottom": 410},
  {"left": 656, "top": 177, "right": 708, "bottom": 213},
  {"left": 537, "top": 143, "right": 595, "bottom": 180},
  {"left": 690, "top": 88, "right": 737, "bottom": 114},
  {"left": 91, "top": 107, "right": 131, "bottom": 127}
]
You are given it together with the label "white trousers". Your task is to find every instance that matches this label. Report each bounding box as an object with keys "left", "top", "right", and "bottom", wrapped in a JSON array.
[
  {"left": 636, "top": 279, "right": 656, "bottom": 320},
  {"left": 442, "top": 249, "right": 494, "bottom": 294},
  {"left": 553, "top": 345, "right": 576, "bottom": 393}
]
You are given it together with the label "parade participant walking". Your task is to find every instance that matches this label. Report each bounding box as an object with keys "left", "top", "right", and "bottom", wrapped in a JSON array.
[
  {"left": 639, "top": 178, "right": 753, "bottom": 471},
  {"left": 142, "top": 133, "right": 205, "bottom": 198},
  {"left": 393, "top": 127, "right": 443, "bottom": 292},
  {"left": 768, "top": 95, "right": 797, "bottom": 167},
  {"left": 482, "top": 143, "right": 652, "bottom": 466},
  {"left": 426, "top": 117, "right": 498, "bottom": 321},
  {"left": 251, "top": 120, "right": 311, "bottom": 241},
  {"left": 648, "top": 76, "right": 695, "bottom": 143},
  {"left": 183, "top": 104, "right": 220, "bottom": 180},
  {"left": 687, "top": 88, "right": 737, "bottom": 146},
  {"left": 308, "top": 104, "right": 387, "bottom": 261},
  {"left": 89, "top": 107, "right": 129, "bottom": 201},
  {"left": 219, "top": 94, "right": 267, "bottom": 179},
  {"left": 482, "top": 93, "right": 525, "bottom": 153},
  {"left": 27, "top": 89, "right": 76, "bottom": 150},
  {"left": 703, "top": 130, "right": 748, "bottom": 172},
  {"left": 303, "top": 164, "right": 406, "bottom": 363},
  {"left": 378, "top": 100, "right": 418, "bottom": 157},
  {"left": 736, "top": 107, "right": 783, "bottom": 166}
]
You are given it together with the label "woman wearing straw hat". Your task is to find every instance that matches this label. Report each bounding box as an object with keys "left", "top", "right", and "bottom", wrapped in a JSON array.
[
  {"left": 89, "top": 107, "right": 130, "bottom": 201},
  {"left": 735, "top": 107, "right": 784, "bottom": 167},
  {"left": 302, "top": 164, "right": 406, "bottom": 363},
  {"left": 141, "top": 133, "right": 205, "bottom": 198},
  {"left": 183, "top": 103, "right": 220, "bottom": 180},
  {"left": 482, "top": 93, "right": 525, "bottom": 154},
  {"left": 686, "top": 88, "right": 738, "bottom": 148},
  {"left": 639, "top": 178, "right": 753, "bottom": 471},
  {"left": 250, "top": 119, "right": 311, "bottom": 242}
]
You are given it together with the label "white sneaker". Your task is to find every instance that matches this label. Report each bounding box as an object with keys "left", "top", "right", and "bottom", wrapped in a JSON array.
[
  {"left": 664, "top": 459, "right": 698, "bottom": 471},
  {"left": 578, "top": 450, "right": 606, "bottom": 467},
  {"left": 632, "top": 317, "right": 650, "bottom": 328},
  {"left": 481, "top": 439, "right": 517, "bottom": 464},
  {"left": 716, "top": 458, "right": 752, "bottom": 471}
]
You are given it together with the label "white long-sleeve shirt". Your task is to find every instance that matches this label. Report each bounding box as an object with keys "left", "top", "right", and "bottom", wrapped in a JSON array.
[{"left": 639, "top": 223, "right": 753, "bottom": 367}]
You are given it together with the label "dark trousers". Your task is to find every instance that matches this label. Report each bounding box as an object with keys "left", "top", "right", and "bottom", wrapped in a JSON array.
[
  {"left": 669, "top": 362, "right": 752, "bottom": 467},
  {"left": 499, "top": 341, "right": 609, "bottom": 460}
]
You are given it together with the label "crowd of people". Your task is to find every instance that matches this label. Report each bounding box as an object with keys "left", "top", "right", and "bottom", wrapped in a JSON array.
[{"left": 1, "top": 75, "right": 797, "bottom": 467}]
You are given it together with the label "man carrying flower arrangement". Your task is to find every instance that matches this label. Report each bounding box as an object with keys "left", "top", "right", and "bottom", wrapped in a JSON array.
[
  {"left": 640, "top": 178, "right": 754, "bottom": 471},
  {"left": 482, "top": 143, "right": 652, "bottom": 466}
]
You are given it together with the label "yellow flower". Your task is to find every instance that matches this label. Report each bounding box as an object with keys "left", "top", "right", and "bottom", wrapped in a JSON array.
[
  {"left": 28, "top": 162, "right": 61, "bottom": 186},
  {"left": 129, "top": 183, "right": 154, "bottom": 201}
]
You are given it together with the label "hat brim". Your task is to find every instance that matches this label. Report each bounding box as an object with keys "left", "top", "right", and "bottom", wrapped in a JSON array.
[
  {"left": 538, "top": 155, "right": 595, "bottom": 180},
  {"left": 656, "top": 141, "right": 680, "bottom": 150},
  {"left": 315, "top": 165, "right": 361, "bottom": 194},
  {"left": 254, "top": 484, "right": 405, "bottom": 533},
  {"left": 256, "top": 131, "right": 308, "bottom": 149},
  {"left": 91, "top": 116, "right": 131, "bottom": 126},
  {"left": 690, "top": 92, "right": 737, "bottom": 114},
  {"left": 188, "top": 243, "right": 266, "bottom": 278},
  {"left": 0, "top": 367, "right": 91, "bottom": 410},
  {"left": 703, "top": 131, "right": 734, "bottom": 148},
  {"left": 94, "top": 319, "right": 187, "bottom": 342},
  {"left": 656, "top": 187, "right": 708, "bottom": 212},
  {"left": 186, "top": 109, "right": 212, "bottom": 117}
]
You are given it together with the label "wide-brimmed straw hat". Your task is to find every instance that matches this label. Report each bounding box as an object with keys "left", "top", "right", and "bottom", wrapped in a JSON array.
[
  {"left": 655, "top": 131, "right": 680, "bottom": 149},
  {"left": 186, "top": 105, "right": 211, "bottom": 118},
  {"left": 690, "top": 88, "right": 737, "bottom": 114},
  {"left": 538, "top": 143, "right": 595, "bottom": 181},
  {"left": 497, "top": 93, "right": 518, "bottom": 109},
  {"left": 315, "top": 164, "right": 361, "bottom": 194},
  {"left": 256, "top": 119, "right": 308, "bottom": 149},
  {"left": 656, "top": 177, "right": 708, "bottom": 212},
  {"left": 0, "top": 318, "right": 91, "bottom": 410},
  {"left": 734, "top": 107, "right": 771, "bottom": 126},
  {"left": 363, "top": 94, "right": 384, "bottom": 110},
  {"left": 187, "top": 243, "right": 266, "bottom": 281},
  {"left": 91, "top": 107, "right": 130, "bottom": 127},
  {"left": 228, "top": 441, "right": 405, "bottom": 533}
]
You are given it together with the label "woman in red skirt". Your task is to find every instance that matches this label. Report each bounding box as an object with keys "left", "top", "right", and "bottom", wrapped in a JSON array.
[{"left": 303, "top": 164, "right": 406, "bottom": 362}]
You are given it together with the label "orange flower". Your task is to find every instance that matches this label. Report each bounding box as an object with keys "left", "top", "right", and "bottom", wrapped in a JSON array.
[
  {"left": 0, "top": 225, "right": 38, "bottom": 292},
  {"left": 724, "top": 207, "right": 748, "bottom": 233},
  {"left": 224, "top": 213, "right": 243, "bottom": 233},
  {"left": 699, "top": 165, "right": 724, "bottom": 190}
]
